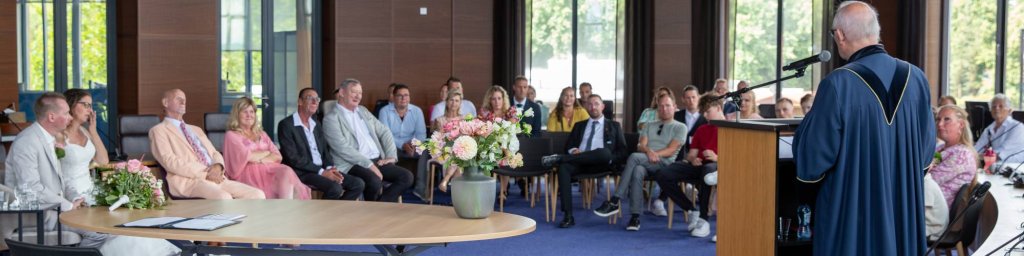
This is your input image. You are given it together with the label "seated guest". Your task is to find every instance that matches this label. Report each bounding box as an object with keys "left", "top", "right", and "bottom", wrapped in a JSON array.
[
  {"left": 975, "top": 93, "right": 1024, "bottom": 163},
  {"left": 324, "top": 79, "right": 414, "bottom": 202},
  {"left": 542, "top": 95, "right": 626, "bottom": 228},
  {"left": 932, "top": 105, "right": 977, "bottom": 207},
  {"left": 511, "top": 76, "right": 543, "bottom": 136},
  {"left": 278, "top": 88, "right": 365, "bottom": 200},
  {"left": 60, "top": 90, "right": 180, "bottom": 256},
  {"left": 5, "top": 92, "right": 109, "bottom": 247},
  {"left": 923, "top": 173, "right": 949, "bottom": 240},
  {"left": 432, "top": 90, "right": 470, "bottom": 192},
  {"left": 222, "top": 97, "right": 310, "bottom": 199},
  {"left": 674, "top": 85, "right": 706, "bottom": 153},
  {"left": 150, "top": 89, "right": 265, "bottom": 200},
  {"left": 373, "top": 83, "right": 398, "bottom": 117},
  {"left": 655, "top": 93, "right": 725, "bottom": 238},
  {"left": 939, "top": 95, "right": 957, "bottom": 107},
  {"left": 479, "top": 85, "right": 513, "bottom": 121},
  {"left": 712, "top": 79, "right": 738, "bottom": 117},
  {"left": 379, "top": 83, "right": 427, "bottom": 158},
  {"left": 595, "top": 94, "right": 686, "bottom": 231},
  {"left": 529, "top": 85, "right": 549, "bottom": 127},
  {"left": 637, "top": 86, "right": 675, "bottom": 130},
  {"left": 430, "top": 77, "right": 477, "bottom": 121},
  {"left": 428, "top": 83, "right": 449, "bottom": 123},
  {"left": 547, "top": 86, "right": 589, "bottom": 132},
  {"left": 578, "top": 82, "right": 593, "bottom": 109},
  {"left": 775, "top": 98, "right": 796, "bottom": 118},
  {"left": 800, "top": 93, "right": 814, "bottom": 115},
  {"left": 739, "top": 90, "right": 763, "bottom": 119}
]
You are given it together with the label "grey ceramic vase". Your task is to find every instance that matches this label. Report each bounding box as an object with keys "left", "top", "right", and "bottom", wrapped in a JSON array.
[{"left": 450, "top": 166, "right": 496, "bottom": 219}]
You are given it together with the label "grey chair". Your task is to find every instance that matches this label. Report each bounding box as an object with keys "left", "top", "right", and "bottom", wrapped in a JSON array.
[
  {"left": 6, "top": 238, "right": 99, "bottom": 256},
  {"left": 118, "top": 115, "right": 161, "bottom": 161},
  {"left": 204, "top": 113, "right": 230, "bottom": 152}
]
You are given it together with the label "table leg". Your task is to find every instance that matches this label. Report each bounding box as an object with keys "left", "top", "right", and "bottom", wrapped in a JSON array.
[
  {"left": 374, "top": 244, "right": 442, "bottom": 256},
  {"left": 16, "top": 212, "right": 22, "bottom": 241},
  {"left": 56, "top": 207, "right": 62, "bottom": 245},
  {"left": 36, "top": 210, "right": 43, "bottom": 244}
]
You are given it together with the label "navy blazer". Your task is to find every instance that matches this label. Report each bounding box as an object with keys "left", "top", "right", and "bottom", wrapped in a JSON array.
[{"left": 564, "top": 118, "right": 628, "bottom": 164}]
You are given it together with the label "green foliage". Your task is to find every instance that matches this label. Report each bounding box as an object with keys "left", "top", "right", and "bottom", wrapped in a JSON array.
[
  {"left": 25, "top": 2, "right": 108, "bottom": 91},
  {"left": 949, "top": 0, "right": 997, "bottom": 103},
  {"left": 731, "top": 0, "right": 819, "bottom": 92}
]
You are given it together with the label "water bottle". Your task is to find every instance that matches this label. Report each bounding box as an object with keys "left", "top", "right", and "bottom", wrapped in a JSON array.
[{"left": 797, "top": 204, "right": 812, "bottom": 240}]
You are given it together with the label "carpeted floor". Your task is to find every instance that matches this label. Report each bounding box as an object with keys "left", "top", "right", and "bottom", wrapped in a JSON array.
[{"left": 290, "top": 183, "right": 718, "bottom": 256}]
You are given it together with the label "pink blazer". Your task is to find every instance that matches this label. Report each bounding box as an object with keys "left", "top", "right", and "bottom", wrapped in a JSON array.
[{"left": 148, "top": 119, "right": 225, "bottom": 195}]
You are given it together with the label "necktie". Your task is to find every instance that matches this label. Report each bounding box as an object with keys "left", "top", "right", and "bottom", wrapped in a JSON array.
[
  {"left": 180, "top": 122, "right": 211, "bottom": 166},
  {"left": 583, "top": 121, "right": 598, "bottom": 151},
  {"left": 516, "top": 103, "right": 523, "bottom": 109}
]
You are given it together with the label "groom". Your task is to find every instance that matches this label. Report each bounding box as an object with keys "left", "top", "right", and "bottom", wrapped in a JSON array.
[{"left": 4, "top": 92, "right": 109, "bottom": 247}]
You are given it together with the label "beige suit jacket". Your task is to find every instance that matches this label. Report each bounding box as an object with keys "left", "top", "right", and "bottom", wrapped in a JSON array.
[{"left": 149, "top": 119, "right": 225, "bottom": 196}]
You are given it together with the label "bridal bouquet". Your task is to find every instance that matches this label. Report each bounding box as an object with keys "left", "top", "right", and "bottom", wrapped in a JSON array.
[
  {"left": 413, "top": 108, "right": 533, "bottom": 176},
  {"left": 94, "top": 159, "right": 166, "bottom": 209}
]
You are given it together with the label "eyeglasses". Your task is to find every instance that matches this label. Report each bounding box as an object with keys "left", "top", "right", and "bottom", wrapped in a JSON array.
[
  {"left": 657, "top": 124, "right": 665, "bottom": 136},
  {"left": 77, "top": 102, "right": 93, "bottom": 109},
  {"left": 302, "top": 96, "right": 321, "bottom": 103}
]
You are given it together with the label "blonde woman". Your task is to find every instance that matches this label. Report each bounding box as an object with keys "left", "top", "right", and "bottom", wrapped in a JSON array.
[
  {"left": 222, "top": 97, "right": 310, "bottom": 199},
  {"left": 637, "top": 86, "right": 675, "bottom": 129},
  {"left": 739, "top": 90, "right": 763, "bottom": 119},
  {"left": 433, "top": 90, "right": 468, "bottom": 192},
  {"left": 547, "top": 87, "right": 590, "bottom": 132},
  {"left": 930, "top": 105, "right": 977, "bottom": 207},
  {"left": 479, "top": 85, "right": 513, "bottom": 121}
]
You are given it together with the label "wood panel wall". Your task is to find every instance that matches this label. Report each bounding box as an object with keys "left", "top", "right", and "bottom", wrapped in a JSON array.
[
  {"left": 653, "top": 0, "right": 694, "bottom": 95},
  {"left": 117, "top": 0, "right": 219, "bottom": 126},
  {"left": 328, "top": 0, "right": 493, "bottom": 112},
  {"left": 0, "top": 1, "right": 17, "bottom": 108}
]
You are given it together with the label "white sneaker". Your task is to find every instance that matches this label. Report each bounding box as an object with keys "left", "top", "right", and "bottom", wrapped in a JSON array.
[
  {"left": 704, "top": 171, "right": 718, "bottom": 186},
  {"left": 712, "top": 235, "right": 717, "bottom": 242},
  {"left": 686, "top": 210, "right": 700, "bottom": 231},
  {"left": 652, "top": 199, "right": 668, "bottom": 216},
  {"left": 690, "top": 218, "right": 710, "bottom": 238}
]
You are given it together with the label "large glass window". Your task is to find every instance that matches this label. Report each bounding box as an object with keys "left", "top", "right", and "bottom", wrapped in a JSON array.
[
  {"left": 17, "top": 0, "right": 112, "bottom": 145},
  {"left": 948, "top": 0, "right": 997, "bottom": 104},
  {"left": 1006, "top": 0, "right": 1024, "bottom": 107},
  {"left": 729, "top": 0, "right": 823, "bottom": 115},
  {"left": 527, "top": 0, "right": 625, "bottom": 127}
]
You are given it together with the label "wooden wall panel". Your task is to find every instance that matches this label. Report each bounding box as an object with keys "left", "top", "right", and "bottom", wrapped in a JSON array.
[
  {"left": 334, "top": 42, "right": 392, "bottom": 101},
  {"left": 393, "top": 42, "right": 452, "bottom": 109},
  {"left": 337, "top": 1, "right": 392, "bottom": 39},
  {"left": 654, "top": 0, "right": 693, "bottom": 95},
  {"left": 393, "top": 0, "right": 452, "bottom": 39},
  {"left": 0, "top": 1, "right": 18, "bottom": 108},
  {"left": 453, "top": 42, "right": 492, "bottom": 105}
]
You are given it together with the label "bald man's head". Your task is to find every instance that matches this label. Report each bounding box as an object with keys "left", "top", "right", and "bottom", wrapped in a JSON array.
[
  {"left": 162, "top": 89, "right": 187, "bottom": 120},
  {"left": 833, "top": 1, "right": 880, "bottom": 59}
]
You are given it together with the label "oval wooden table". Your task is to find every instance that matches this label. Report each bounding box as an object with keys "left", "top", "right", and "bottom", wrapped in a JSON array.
[{"left": 60, "top": 199, "right": 536, "bottom": 256}]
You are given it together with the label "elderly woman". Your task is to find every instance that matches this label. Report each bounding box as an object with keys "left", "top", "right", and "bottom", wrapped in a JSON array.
[
  {"left": 931, "top": 105, "right": 978, "bottom": 207},
  {"left": 739, "top": 90, "right": 763, "bottom": 119},
  {"left": 637, "top": 86, "right": 675, "bottom": 130},
  {"left": 223, "top": 97, "right": 311, "bottom": 199},
  {"left": 547, "top": 87, "right": 590, "bottom": 132},
  {"left": 975, "top": 94, "right": 1024, "bottom": 164}
]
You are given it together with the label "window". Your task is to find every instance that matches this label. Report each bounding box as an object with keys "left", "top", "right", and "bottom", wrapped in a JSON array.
[
  {"left": 947, "top": 0, "right": 997, "bottom": 104},
  {"left": 729, "top": 0, "right": 824, "bottom": 115},
  {"left": 527, "top": 0, "right": 626, "bottom": 127},
  {"left": 17, "top": 0, "right": 112, "bottom": 146}
]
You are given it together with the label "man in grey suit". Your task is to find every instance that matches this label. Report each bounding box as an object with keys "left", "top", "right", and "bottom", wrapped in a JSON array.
[
  {"left": 4, "top": 92, "right": 108, "bottom": 246},
  {"left": 323, "top": 79, "right": 413, "bottom": 202}
]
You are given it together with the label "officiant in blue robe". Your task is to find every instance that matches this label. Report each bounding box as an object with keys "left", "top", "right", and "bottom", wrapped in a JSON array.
[{"left": 793, "top": 2, "right": 935, "bottom": 255}]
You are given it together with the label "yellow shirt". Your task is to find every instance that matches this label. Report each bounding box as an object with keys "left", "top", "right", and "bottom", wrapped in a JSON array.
[{"left": 546, "top": 107, "right": 590, "bottom": 132}]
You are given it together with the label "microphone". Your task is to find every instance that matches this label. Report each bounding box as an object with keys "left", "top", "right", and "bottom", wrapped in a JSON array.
[
  {"left": 782, "top": 51, "right": 831, "bottom": 71},
  {"left": 925, "top": 181, "right": 991, "bottom": 255}
]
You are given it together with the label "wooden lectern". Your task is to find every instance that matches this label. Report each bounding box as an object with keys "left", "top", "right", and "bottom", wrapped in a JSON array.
[{"left": 712, "top": 119, "right": 818, "bottom": 255}]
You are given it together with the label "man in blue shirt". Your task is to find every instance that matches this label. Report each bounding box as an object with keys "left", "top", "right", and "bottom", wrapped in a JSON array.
[{"left": 378, "top": 83, "right": 427, "bottom": 158}]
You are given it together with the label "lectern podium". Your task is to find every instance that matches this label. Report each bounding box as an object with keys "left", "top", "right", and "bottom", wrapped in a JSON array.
[{"left": 712, "top": 119, "right": 819, "bottom": 255}]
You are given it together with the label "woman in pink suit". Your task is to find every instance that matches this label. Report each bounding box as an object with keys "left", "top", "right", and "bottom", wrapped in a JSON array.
[{"left": 223, "top": 97, "right": 311, "bottom": 199}]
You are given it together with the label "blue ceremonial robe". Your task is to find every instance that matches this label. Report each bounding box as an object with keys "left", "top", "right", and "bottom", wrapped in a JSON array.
[{"left": 793, "top": 45, "right": 935, "bottom": 255}]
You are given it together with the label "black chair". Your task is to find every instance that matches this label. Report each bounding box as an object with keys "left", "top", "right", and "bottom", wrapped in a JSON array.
[
  {"left": 492, "top": 137, "right": 553, "bottom": 221},
  {"left": 373, "top": 99, "right": 390, "bottom": 118},
  {"left": 928, "top": 183, "right": 985, "bottom": 256},
  {"left": 6, "top": 238, "right": 100, "bottom": 256},
  {"left": 966, "top": 101, "right": 993, "bottom": 140},
  {"left": 602, "top": 100, "right": 614, "bottom": 120},
  {"left": 759, "top": 104, "right": 776, "bottom": 118},
  {"left": 118, "top": 115, "right": 161, "bottom": 161},
  {"left": 204, "top": 113, "right": 230, "bottom": 153},
  {"left": 1013, "top": 110, "right": 1024, "bottom": 124}
]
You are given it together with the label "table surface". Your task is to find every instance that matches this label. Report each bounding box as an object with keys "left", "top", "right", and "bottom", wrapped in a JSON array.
[
  {"left": 59, "top": 199, "right": 536, "bottom": 245},
  {"left": 976, "top": 173, "right": 1024, "bottom": 255}
]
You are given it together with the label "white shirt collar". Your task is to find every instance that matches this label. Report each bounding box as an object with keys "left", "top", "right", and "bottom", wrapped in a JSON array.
[
  {"left": 513, "top": 97, "right": 528, "bottom": 107},
  {"left": 165, "top": 117, "right": 184, "bottom": 127},
  {"left": 337, "top": 103, "right": 358, "bottom": 115},
  {"left": 292, "top": 112, "right": 316, "bottom": 128}
]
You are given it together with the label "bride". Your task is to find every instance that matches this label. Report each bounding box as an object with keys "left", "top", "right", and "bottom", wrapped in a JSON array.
[{"left": 59, "top": 89, "right": 180, "bottom": 256}]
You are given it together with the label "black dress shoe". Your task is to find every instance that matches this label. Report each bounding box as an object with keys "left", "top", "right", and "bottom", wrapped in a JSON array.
[{"left": 559, "top": 216, "right": 575, "bottom": 228}]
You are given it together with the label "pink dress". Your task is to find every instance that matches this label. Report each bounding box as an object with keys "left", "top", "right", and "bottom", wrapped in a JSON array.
[{"left": 223, "top": 131, "right": 311, "bottom": 199}]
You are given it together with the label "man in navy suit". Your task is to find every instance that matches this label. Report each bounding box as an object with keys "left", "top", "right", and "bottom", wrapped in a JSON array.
[
  {"left": 511, "top": 76, "right": 542, "bottom": 136},
  {"left": 541, "top": 94, "right": 627, "bottom": 228}
]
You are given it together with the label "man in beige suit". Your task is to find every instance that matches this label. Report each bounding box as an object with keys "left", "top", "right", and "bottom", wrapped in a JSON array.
[
  {"left": 4, "top": 92, "right": 109, "bottom": 247},
  {"left": 149, "top": 89, "right": 264, "bottom": 199}
]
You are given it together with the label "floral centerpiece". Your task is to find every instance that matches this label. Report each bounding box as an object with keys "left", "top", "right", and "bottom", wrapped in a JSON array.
[
  {"left": 94, "top": 159, "right": 167, "bottom": 209},
  {"left": 413, "top": 107, "right": 532, "bottom": 218}
]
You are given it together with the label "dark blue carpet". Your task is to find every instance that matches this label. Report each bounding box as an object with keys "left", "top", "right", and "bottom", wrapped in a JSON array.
[{"left": 245, "top": 184, "right": 717, "bottom": 255}]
